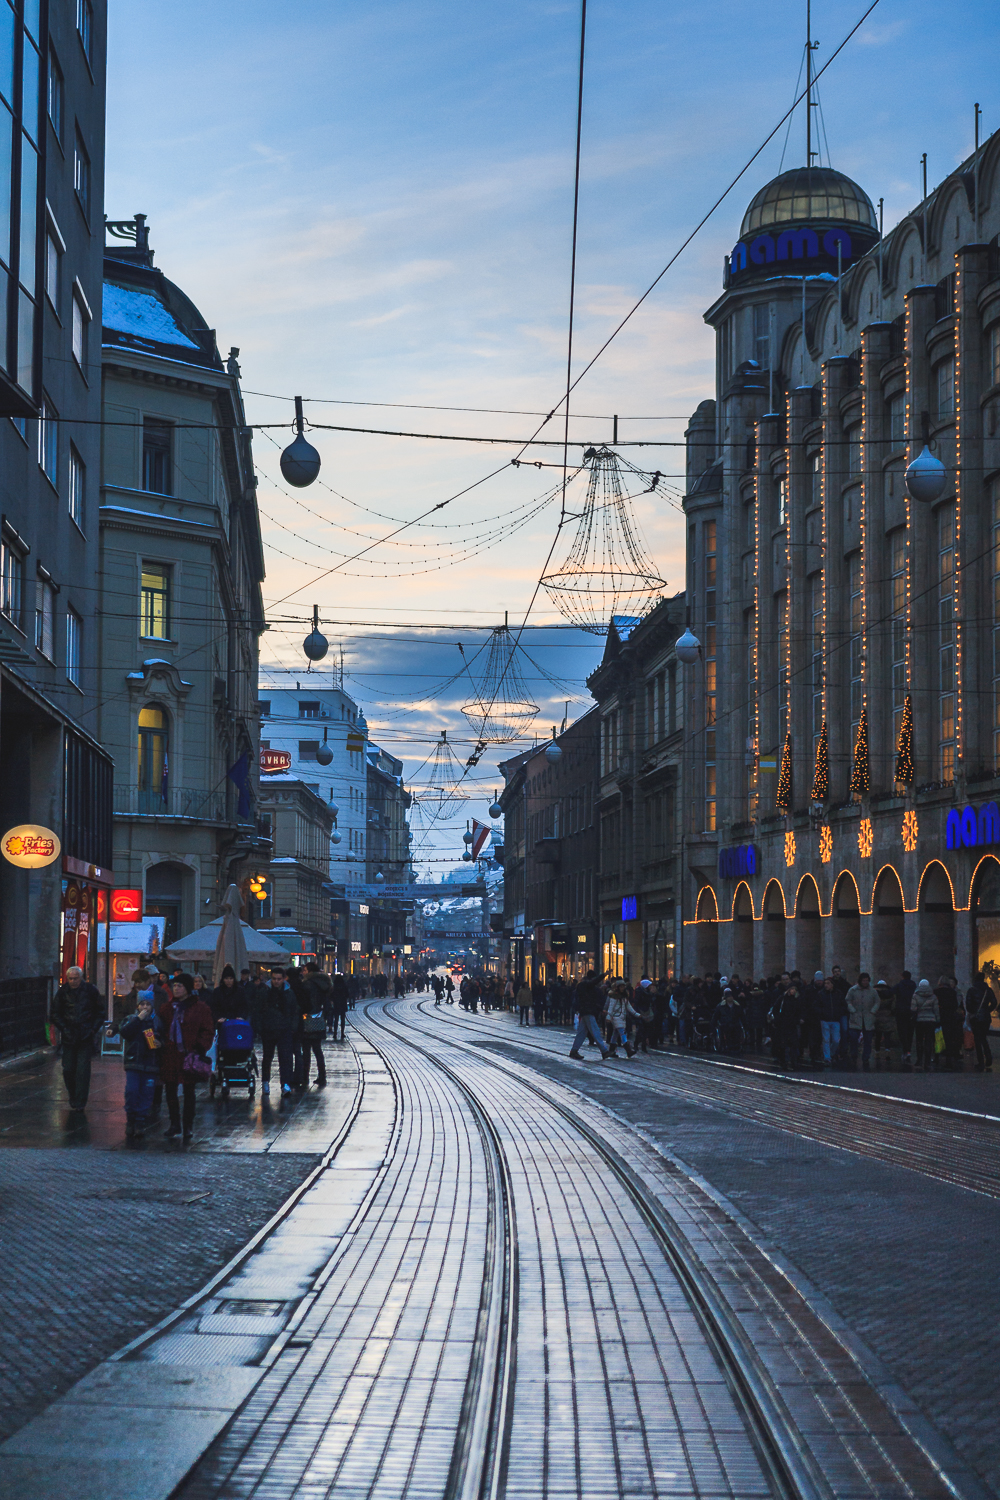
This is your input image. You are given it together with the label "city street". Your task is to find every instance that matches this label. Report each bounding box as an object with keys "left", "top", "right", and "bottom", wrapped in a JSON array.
[{"left": 2, "top": 1002, "right": 997, "bottom": 1500}]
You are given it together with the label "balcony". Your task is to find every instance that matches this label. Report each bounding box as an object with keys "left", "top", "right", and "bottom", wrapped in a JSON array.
[{"left": 114, "top": 786, "right": 227, "bottom": 820}]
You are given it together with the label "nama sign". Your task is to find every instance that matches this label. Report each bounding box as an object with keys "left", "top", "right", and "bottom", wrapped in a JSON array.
[
  {"left": 1, "top": 824, "right": 61, "bottom": 868},
  {"left": 260, "top": 749, "right": 292, "bottom": 774},
  {"left": 110, "top": 888, "right": 143, "bottom": 922}
]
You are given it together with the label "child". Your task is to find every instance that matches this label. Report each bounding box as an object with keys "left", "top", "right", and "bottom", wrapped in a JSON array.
[{"left": 107, "top": 988, "right": 164, "bottom": 1139}]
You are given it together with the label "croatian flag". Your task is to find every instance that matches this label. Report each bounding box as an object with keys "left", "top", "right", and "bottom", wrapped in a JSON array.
[{"left": 471, "top": 819, "right": 491, "bottom": 860}]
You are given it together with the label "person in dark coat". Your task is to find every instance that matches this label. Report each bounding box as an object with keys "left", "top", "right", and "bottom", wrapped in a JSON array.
[
  {"left": 331, "top": 972, "right": 350, "bottom": 1039},
  {"left": 158, "top": 973, "right": 214, "bottom": 1142},
  {"left": 934, "top": 976, "right": 964, "bottom": 1070},
  {"left": 50, "top": 966, "right": 105, "bottom": 1113},
  {"left": 894, "top": 970, "right": 917, "bottom": 1069},
  {"left": 296, "top": 963, "right": 329, "bottom": 1087},
  {"left": 106, "top": 986, "right": 164, "bottom": 1139},
  {"left": 965, "top": 972, "right": 996, "bottom": 1072},
  {"left": 569, "top": 970, "right": 611, "bottom": 1060},
  {"left": 211, "top": 965, "right": 245, "bottom": 1023},
  {"left": 255, "top": 968, "right": 297, "bottom": 1097}
]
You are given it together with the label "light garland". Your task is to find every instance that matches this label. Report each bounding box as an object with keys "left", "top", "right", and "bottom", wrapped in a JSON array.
[
  {"left": 819, "top": 825, "right": 832, "bottom": 863},
  {"left": 850, "top": 708, "right": 870, "bottom": 800},
  {"left": 954, "top": 257, "right": 963, "bottom": 767},
  {"left": 784, "top": 830, "right": 796, "bottom": 867},
  {"left": 776, "top": 731, "right": 793, "bottom": 812},
  {"left": 894, "top": 693, "right": 914, "bottom": 785},
  {"left": 811, "top": 720, "right": 829, "bottom": 802},
  {"left": 858, "top": 817, "right": 874, "bottom": 858},
  {"left": 901, "top": 809, "right": 919, "bottom": 852}
]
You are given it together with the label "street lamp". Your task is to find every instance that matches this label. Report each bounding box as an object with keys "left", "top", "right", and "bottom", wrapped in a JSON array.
[
  {"left": 303, "top": 604, "right": 329, "bottom": 663},
  {"left": 280, "top": 396, "right": 321, "bottom": 487}
]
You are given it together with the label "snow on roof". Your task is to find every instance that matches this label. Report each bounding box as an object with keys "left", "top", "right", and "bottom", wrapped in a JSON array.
[{"left": 103, "top": 282, "right": 200, "bottom": 350}]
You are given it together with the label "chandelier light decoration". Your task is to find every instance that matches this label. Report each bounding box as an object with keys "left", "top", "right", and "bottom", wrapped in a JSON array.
[
  {"left": 461, "top": 623, "right": 539, "bottom": 744},
  {"left": 541, "top": 446, "right": 666, "bottom": 633}
]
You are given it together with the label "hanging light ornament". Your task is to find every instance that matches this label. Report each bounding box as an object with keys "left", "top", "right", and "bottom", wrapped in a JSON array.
[
  {"left": 675, "top": 626, "right": 701, "bottom": 664},
  {"left": 331, "top": 830, "right": 342, "bottom": 844},
  {"left": 544, "top": 727, "right": 562, "bottom": 764},
  {"left": 374, "top": 871, "right": 385, "bottom": 885},
  {"left": 461, "top": 622, "right": 538, "bottom": 743},
  {"left": 316, "top": 726, "right": 333, "bottom": 765},
  {"left": 303, "top": 604, "right": 329, "bottom": 663},
  {"left": 540, "top": 446, "right": 666, "bottom": 633},
  {"left": 489, "top": 789, "right": 502, "bottom": 819},
  {"left": 463, "top": 822, "right": 473, "bottom": 846},
  {"left": 280, "top": 396, "right": 321, "bottom": 487}
]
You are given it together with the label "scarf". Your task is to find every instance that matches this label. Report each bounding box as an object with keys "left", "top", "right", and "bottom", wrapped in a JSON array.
[{"left": 170, "top": 997, "right": 189, "bottom": 1047}]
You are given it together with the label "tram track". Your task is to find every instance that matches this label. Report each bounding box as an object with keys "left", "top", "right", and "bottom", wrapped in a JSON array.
[{"left": 415, "top": 1000, "right": 1000, "bottom": 1199}]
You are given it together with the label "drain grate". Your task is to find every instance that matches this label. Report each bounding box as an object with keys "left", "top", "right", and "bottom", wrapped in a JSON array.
[{"left": 85, "top": 1187, "right": 213, "bottom": 1206}]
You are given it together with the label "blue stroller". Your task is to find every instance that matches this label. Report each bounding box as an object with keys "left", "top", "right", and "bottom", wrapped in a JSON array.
[{"left": 210, "top": 1017, "right": 259, "bottom": 1098}]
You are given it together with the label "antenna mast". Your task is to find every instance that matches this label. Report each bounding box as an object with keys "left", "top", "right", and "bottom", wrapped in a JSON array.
[{"left": 806, "top": 0, "right": 812, "bottom": 167}]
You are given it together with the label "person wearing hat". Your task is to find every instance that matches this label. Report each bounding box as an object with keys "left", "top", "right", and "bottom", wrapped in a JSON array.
[{"left": 910, "top": 980, "right": 941, "bottom": 1072}]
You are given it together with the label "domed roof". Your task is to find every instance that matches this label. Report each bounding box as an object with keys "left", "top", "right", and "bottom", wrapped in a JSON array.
[{"left": 741, "top": 167, "right": 877, "bottom": 238}]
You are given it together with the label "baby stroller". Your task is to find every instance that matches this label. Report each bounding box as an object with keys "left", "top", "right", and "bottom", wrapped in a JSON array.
[{"left": 210, "top": 1017, "right": 259, "bottom": 1099}]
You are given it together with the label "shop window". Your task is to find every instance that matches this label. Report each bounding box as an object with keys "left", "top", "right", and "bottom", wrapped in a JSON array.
[{"left": 140, "top": 564, "right": 170, "bottom": 638}]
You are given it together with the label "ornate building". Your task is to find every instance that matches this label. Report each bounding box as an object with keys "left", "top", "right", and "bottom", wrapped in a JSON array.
[{"left": 682, "top": 133, "right": 1000, "bottom": 990}]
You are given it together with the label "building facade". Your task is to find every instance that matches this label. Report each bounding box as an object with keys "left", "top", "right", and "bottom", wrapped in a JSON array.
[
  {"left": 0, "top": 1, "right": 113, "bottom": 1034},
  {"left": 589, "top": 605, "right": 685, "bottom": 982},
  {"left": 96, "top": 218, "right": 265, "bottom": 947},
  {"left": 499, "top": 711, "right": 600, "bottom": 984},
  {"left": 682, "top": 134, "right": 1000, "bottom": 992},
  {"left": 365, "top": 742, "right": 413, "bottom": 968},
  {"left": 255, "top": 775, "right": 335, "bottom": 960}
]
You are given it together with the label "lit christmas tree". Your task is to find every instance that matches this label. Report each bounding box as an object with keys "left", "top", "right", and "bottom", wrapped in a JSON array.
[
  {"left": 776, "top": 732, "right": 793, "bottom": 812},
  {"left": 894, "top": 694, "right": 914, "bottom": 785},
  {"left": 850, "top": 708, "right": 870, "bottom": 800},
  {"left": 811, "top": 721, "right": 829, "bottom": 802}
]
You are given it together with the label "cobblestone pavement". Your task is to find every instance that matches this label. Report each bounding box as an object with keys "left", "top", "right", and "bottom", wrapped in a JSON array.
[
  {"left": 417, "top": 1001, "right": 1000, "bottom": 1497},
  {"left": 0, "top": 1038, "right": 359, "bottom": 1441}
]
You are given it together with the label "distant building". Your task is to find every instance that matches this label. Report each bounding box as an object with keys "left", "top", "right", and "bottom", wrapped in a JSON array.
[
  {"left": 0, "top": 1, "right": 112, "bottom": 1034},
  {"left": 96, "top": 218, "right": 265, "bottom": 947},
  {"left": 365, "top": 743, "right": 413, "bottom": 970},
  {"left": 588, "top": 605, "right": 685, "bottom": 982},
  {"left": 257, "top": 681, "right": 368, "bottom": 888},
  {"left": 255, "top": 776, "right": 335, "bottom": 962}
]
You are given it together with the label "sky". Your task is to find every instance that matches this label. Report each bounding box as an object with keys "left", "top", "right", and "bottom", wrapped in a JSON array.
[{"left": 106, "top": 0, "right": 1000, "bottom": 876}]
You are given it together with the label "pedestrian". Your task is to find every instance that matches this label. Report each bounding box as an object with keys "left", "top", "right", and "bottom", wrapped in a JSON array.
[
  {"left": 845, "top": 972, "right": 879, "bottom": 1070},
  {"left": 331, "top": 971, "right": 349, "bottom": 1039},
  {"left": 106, "top": 984, "right": 164, "bottom": 1139},
  {"left": 911, "top": 979, "right": 941, "bottom": 1072},
  {"left": 965, "top": 972, "right": 996, "bottom": 1072},
  {"left": 604, "top": 981, "right": 638, "bottom": 1057},
  {"left": 532, "top": 975, "right": 546, "bottom": 1026},
  {"left": 934, "top": 975, "right": 964, "bottom": 1071},
  {"left": 894, "top": 970, "right": 917, "bottom": 1070},
  {"left": 516, "top": 978, "right": 532, "bottom": 1025},
  {"left": 569, "top": 970, "right": 611, "bottom": 1060},
  {"left": 712, "top": 988, "right": 743, "bottom": 1053},
  {"left": 49, "top": 965, "right": 105, "bottom": 1114},
  {"left": 211, "top": 964, "right": 243, "bottom": 1024},
  {"left": 297, "top": 962, "right": 329, "bottom": 1086},
  {"left": 159, "top": 973, "right": 214, "bottom": 1143},
  {"left": 255, "top": 967, "right": 297, "bottom": 1098}
]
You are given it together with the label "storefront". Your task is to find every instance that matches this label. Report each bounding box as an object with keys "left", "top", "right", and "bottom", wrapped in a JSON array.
[{"left": 60, "top": 856, "right": 113, "bottom": 990}]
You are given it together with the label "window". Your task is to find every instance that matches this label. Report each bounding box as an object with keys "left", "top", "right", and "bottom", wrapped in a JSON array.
[
  {"left": 776, "top": 476, "right": 787, "bottom": 527},
  {"left": 847, "top": 426, "right": 862, "bottom": 475},
  {"left": 137, "top": 705, "right": 168, "bottom": 800},
  {"left": 38, "top": 394, "right": 58, "bottom": 484},
  {"left": 66, "top": 606, "right": 81, "bottom": 687},
  {"left": 68, "top": 444, "right": 84, "bottom": 526},
  {"left": 258, "top": 700, "right": 271, "bottom": 717},
  {"left": 849, "top": 551, "right": 862, "bottom": 745},
  {"left": 938, "top": 506, "right": 956, "bottom": 781},
  {"left": 890, "top": 528, "right": 907, "bottom": 749},
  {"left": 47, "top": 48, "right": 63, "bottom": 140},
  {"left": 73, "top": 130, "right": 89, "bottom": 216},
  {"left": 298, "top": 700, "right": 320, "bottom": 719},
  {"left": 45, "top": 232, "right": 60, "bottom": 310},
  {"left": 809, "top": 572, "right": 824, "bottom": 755},
  {"left": 776, "top": 592, "right": 787, "bottom": 746},
  {"left": 298, "top": 741, "right": 320, "bottom": 761},
  {"left": 76, "top": 0, "right": 93, "bottom": 62},
  {"left": 887, "top": 394, "right": 906, "bottom": 446},
  {"left": 936, "top": 357, "right": 955, "bottom": 419},
  {"left": 1, "top": 539, "right": 24, "bottom": 629},
  {"left": 810, "top": 453, "right": 821, "bottom": 508},
  {"left": 141, "top": 419, "right": 172, "bottom": 493},
  {"left": 140, "top": 565, "right": 170, "bottom": 638},
  {"left": 34, "top": 576, "right": 54, "bottom": 658},
  {"left": 753, "top": 301, "right": 770, "bottom": 368},
  {"left": 990, "top": 324, "right": 1000, "bottom": 391},
  {"left": 71, "top": 291, "right": 87, "bottom": 366}
]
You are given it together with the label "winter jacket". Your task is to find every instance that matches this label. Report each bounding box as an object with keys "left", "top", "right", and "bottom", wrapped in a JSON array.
[
  {"left": 816, "top": 985, "right": 842, "bottom": 1023},
  {"left": 255, "top": 982, "right": 298, "bottom": 1040},
  {"left": 50, "top": 981, "right": 105, "bottom": 1046},
  {"left": 966, "top": 982, "right": 996, "bottom": 1028},
  {"left": 845, "top": 983, "right": 880, "bottom": 1031},
  {"left": 211, "top": 980, "right": 246, "bottom": 1023},
  {"left": 911, "top": 985, "right": 941, "bottom": 1025},
  {"left": 331, "top": 974, "right": 350, "bottom": 1010},
  {"left": 893, "top": 977, "right": 916, "bottom": 1022},
  {"left": 515, "top": 983, "right": 531, "bottom": 1008},
  {"left": 157, "top": 996, "right": 215, "bottom": 1084},
  {"left": 575, "top": 978, "right": 604, "bottom": 1017},
  {"left": 116, "top": 1008, "right": 166, "bottom": 1075},
  {"left": 604, "top": 993, "right": 638, "bottom": 1028}
]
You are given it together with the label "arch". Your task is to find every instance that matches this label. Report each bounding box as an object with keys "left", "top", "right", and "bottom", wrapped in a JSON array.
[
  {"left": 884, "top": 221, "right": 924, "bottom": 291},
  {"left": 731, "top": 882, "right": 754, "bottom": 977},
  {"left": 830, "top": 871, "right": 861, "bottom": 980},
  {"left": 137, "top": 701, "right": 171, "bottom": 810},
  {"left": 928, "top": 182, "right": 971, "bottom": 257},
  {"left": 695, "top": 885, "right": 719, "bottom": 975},
  {"left": 848, "top": 263, "right": 882, "bottom": 327},
  {"left": 143, "top": 858, "right": 195, "bottom": 949},
  {"left": 872, "top": 864, "right": 905, "bottom": 985},
  {"left": 970, "top": 855, "right": 1000, "bottom": 983},
  {"left": 918, "top": 860, "right": 956, "bottom": 984},
  {"left": 762, "top": 878, "right": 786, "bottom": 977},
  {"left": 794, "top": 874, "right": 822, "bottom": 979}
]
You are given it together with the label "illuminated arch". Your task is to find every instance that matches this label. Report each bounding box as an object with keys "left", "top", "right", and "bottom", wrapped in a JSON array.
[
  {"left": 762, "top": 878, "right": 787, "bottom": 918},
  {"left": 917, "top": 858, "right": 957, "bottom": 910},
  {"left": 696, "top": 886, "right": 719, "bottom": 922},
  {"left": 794, "top": 872, "right": 821, "bottom": 916},
  {"left": 731, "top": 880, "right": 756, "bottom": 921},
  {"left": 832, "top": 869, "right": 861, "bottom": 910},
  {"left": 872, "top": 863, "right": 905, "bottom": 908},
  {"left": 967, "top": 853, "right": 1000, "bottom": 912}
]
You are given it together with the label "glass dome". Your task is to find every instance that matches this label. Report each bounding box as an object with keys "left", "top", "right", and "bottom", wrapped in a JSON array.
[{"left": 741, "top": 168, "right": 877, "bottom": 237}]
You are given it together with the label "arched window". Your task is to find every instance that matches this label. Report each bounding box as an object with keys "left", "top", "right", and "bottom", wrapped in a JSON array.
[{"left": 138, "top": 705, "right": 168, "bottom": 805}]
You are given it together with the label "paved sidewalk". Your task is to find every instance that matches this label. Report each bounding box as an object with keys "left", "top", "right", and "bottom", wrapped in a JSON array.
[{"left": 0, "top": 1037, "right": 359, "bottom": 1443}]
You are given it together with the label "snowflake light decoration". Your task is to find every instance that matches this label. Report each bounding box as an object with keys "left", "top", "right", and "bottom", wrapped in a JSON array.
[
  {"left": 819, "top": 825, "right": 832, "bottom": 863},
  {"left": 901, "top": 810, "right": 919, "bottom": 852},
  {"left": 858, "top": 817, "right": 874, "bottom": 858},
  {"left": 784, "top": 831, "right": 796, "bottom": 867}
]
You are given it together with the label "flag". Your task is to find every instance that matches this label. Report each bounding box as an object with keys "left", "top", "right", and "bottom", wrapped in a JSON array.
[
  {"left": 161, "top": 748, "right": 169, "bottom": 805},
  {"left": 228, "top": 753, "right": 253, "bottom": 820},
  {"left": 471, "top": 818, "right": 491, "bottom": 860}
]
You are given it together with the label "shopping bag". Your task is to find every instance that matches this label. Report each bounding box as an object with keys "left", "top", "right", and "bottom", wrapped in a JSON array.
[{"left": 934, "top": 1027, "right": 945, "bottom": 1054}]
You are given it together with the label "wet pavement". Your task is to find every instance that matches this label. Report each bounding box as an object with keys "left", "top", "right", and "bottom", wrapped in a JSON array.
[{"left": 1, "top": 1000, "right": 997, "bottom": 1499}]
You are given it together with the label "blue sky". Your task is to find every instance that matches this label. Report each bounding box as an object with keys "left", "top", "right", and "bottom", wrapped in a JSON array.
[{"left": 107, "top": 0, "right": 1000, "bottom": 873}]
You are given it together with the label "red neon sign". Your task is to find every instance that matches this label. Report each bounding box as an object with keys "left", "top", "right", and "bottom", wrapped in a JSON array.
[{"left": 110, "top": 888, "right": 143, "bottom": 922}]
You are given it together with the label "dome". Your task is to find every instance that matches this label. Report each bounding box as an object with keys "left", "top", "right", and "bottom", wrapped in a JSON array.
[{"left": 741, "top": 167, "right": 877, "bottom": 238}]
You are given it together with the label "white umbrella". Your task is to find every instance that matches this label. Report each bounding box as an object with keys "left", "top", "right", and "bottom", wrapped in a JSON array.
[
  {"left": 164, "top": 919, "right": 288, "bottom": 965},
  {"left": 213, "top": 884, "right": 250, "bottom": 986}
]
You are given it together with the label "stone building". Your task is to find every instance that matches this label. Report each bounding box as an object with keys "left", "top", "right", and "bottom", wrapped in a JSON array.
[
  {"left": 0, "top": 1, "right": 112, "bottom": 1031},
  {"left": 255, "top": 776, "right": 335, "bottom": 958},
  {"left": 365, "top": 743, "right": 413, "bottom": 969},
  {"left": 588, "top": 605, "right": 685, "bottom": 982},
  {"left": 498, "top": 709, "right": 601, "bottom": 984},
  {"left": 681, "top": 131, "right": 1000, "bottom": 992},
  {"left": 96, "top": 219, "right": 265, "bottom": 946}
]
